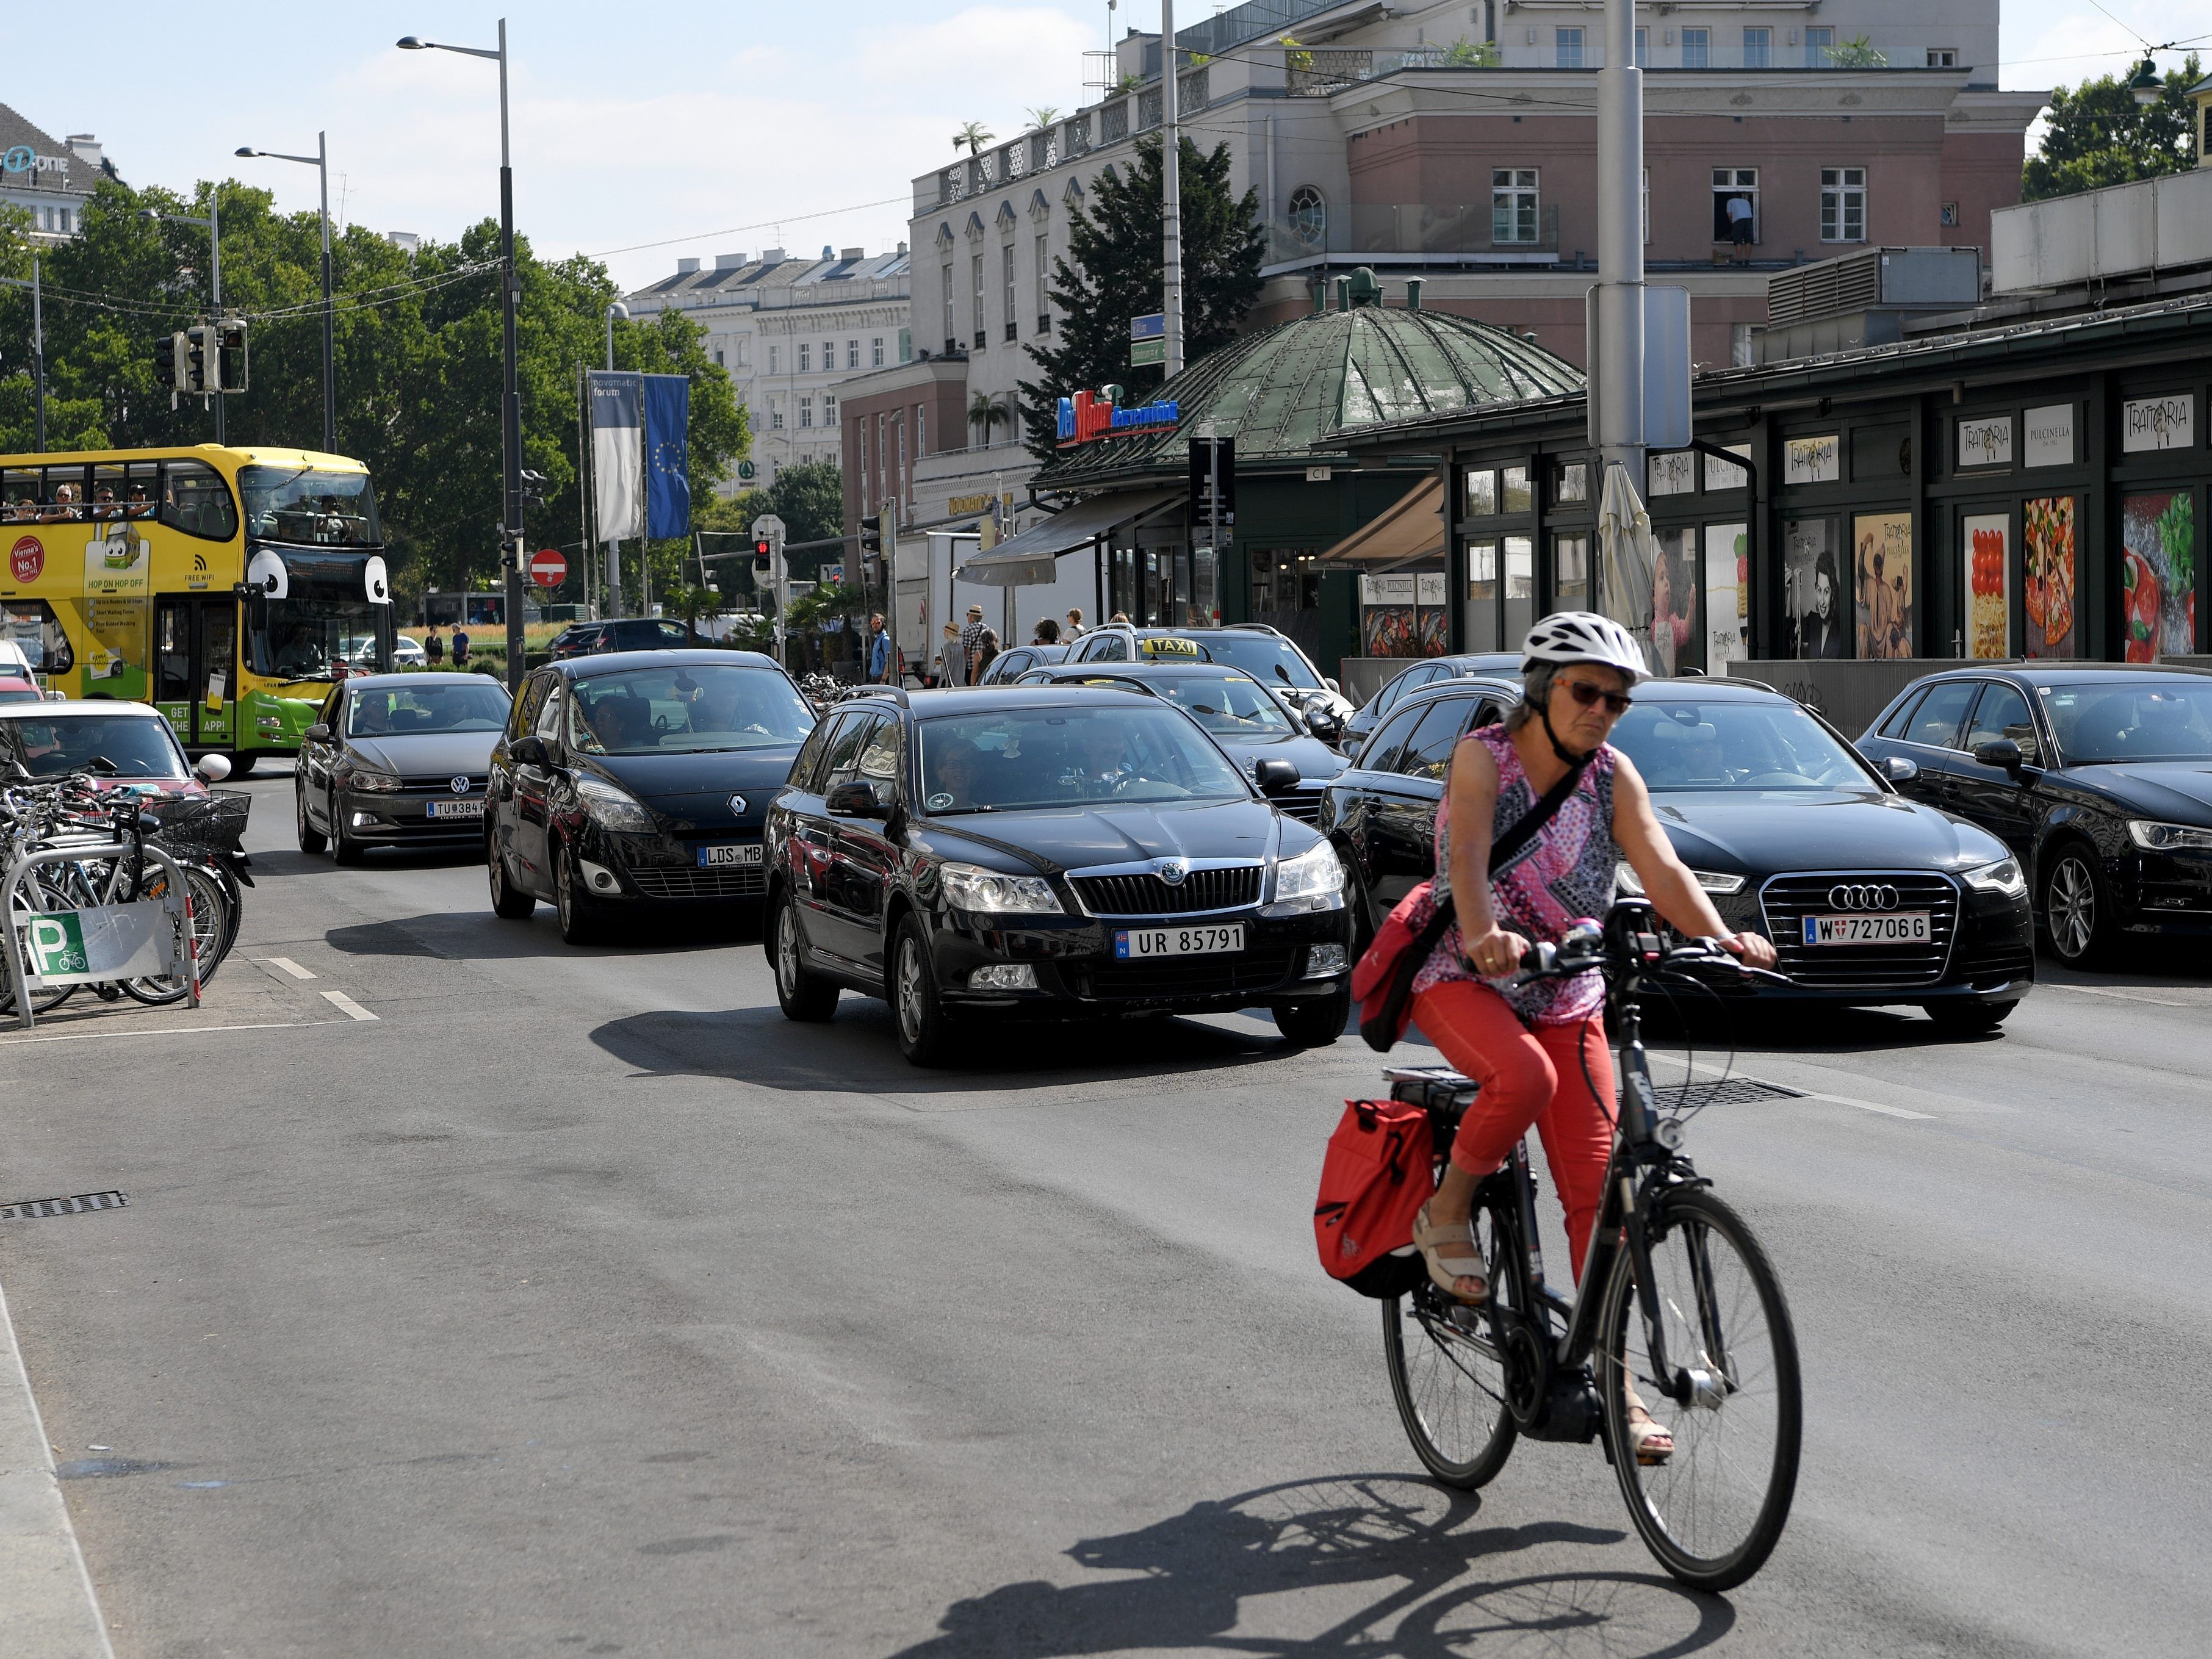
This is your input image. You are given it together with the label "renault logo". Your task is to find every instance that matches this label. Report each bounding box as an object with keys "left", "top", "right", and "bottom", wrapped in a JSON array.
[
  {"left": 450, "top": 776, "right": 472, "bottom": 795},
  {"left": 1828, "top": 883, "right": 1899, "bottom": 910},
  {"left": 1156, "top": 858, "right": 1189, "bottom": 886},
  {"left": 729, "top": 794, "right": 748, "bottom": 816}
]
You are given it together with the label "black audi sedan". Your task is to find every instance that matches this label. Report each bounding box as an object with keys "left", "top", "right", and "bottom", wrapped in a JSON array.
[
  {"left": 1013, "top": 660, "right": 1350, "bottom": 824},
  {"left": 1338, "top": 652, "right": 1526, "bottom": 754},
  {"left": 1858, "top": 664, "right": 2212, "bottom": 966},
  {"left": 485, "top": 650, "right": 816, "bottom": 943},
  {"left": 1320, "top": 677, "right": 2034, "bottom": 1031},
  {"left": 295, "top": 673, "right": 514, "bottom": 863},
  {"left": 763, "top": 685, "right": 1355, "bottom": 1065}
]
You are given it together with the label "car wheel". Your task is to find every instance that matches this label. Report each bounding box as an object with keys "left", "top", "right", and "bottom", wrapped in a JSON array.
[
  {"left": 295, "top": 779, "right": 327, "bottom": 854},
  {"left": 770, "top": 892, "right": 838, "bottom": 1021},
  {"left": 488, "top": 828, "right": 535, "bottom": 919},
  {"left": 2041, "top": 843, "right": 2111, "bottom": 967},
  {"left": 329, "top": 792, "right": 365, "bottom": 866},
  {"left": 1273, "top": 981, "right": 1352, "bottom": 1048},
  {"left": 1924, "top": 999, "right": 2017, "bottom": 1037},
  {"left": 555, "top": 841, "right": 603, "bottom": 945},
  {"left": 225, "top": 752, "right": 258, "bottom": 778},
  {"left": 891, "top": 916, "right": 955, "bottom": 1066},
  {"left": 1339, "top": 851, "right": 1376, "bottom": 957}
]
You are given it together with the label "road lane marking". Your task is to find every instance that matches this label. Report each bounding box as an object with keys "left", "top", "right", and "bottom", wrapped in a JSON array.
[
  {"left": 262, "top": 957, "right": 317, "bottom": 981},
  {"left": 0, "top": 1021, "right": 317, "bottom": 1046},
  {"left": 2042, "top": 982, "right": 2211, "bottom": 1010},
  {"left": 1803, "top": 1091, "right": 1933, "bottom": 1121},
  {"left": 320, "top": 991, "right": 379, "bottom": 1023}
]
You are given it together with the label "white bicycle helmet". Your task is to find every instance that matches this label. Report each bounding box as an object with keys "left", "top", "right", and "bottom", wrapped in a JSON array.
[{"left": 1521, "top": 611, "right": 1649, "bottom": 685}]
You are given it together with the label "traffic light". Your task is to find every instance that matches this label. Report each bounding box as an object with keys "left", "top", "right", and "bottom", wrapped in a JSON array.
[
  {"left": 214, "top": 321, "right": 248, "bottom": 393},
  {"left": 859, "top": 514, "right": 882, "bottom": 555},
  {"left": 154, "top": 332, "right": 186, "bottom": 392},
  {"left": 184, "top": 324, "right": 212, "bottom": 393},
  {"left": 752, "top": 536, "right": 773, "bottom": 578}
]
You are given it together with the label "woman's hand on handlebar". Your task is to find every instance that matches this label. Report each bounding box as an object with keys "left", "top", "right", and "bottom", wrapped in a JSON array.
[
  {"left": 1717, "top": 930, "right": 1778, "bottom": 971},
  {"left": 1462, "top": 922, "right": 1530, "bottom": 978}
]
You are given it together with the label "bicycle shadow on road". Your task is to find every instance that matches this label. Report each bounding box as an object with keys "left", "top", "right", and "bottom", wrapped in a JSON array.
[
  {"left": 589, "top": 1003, "right": 1295, "bottom": 1096},
  {"left": 886, "top": 1472, "right": 1731, "bottom": 1659}
]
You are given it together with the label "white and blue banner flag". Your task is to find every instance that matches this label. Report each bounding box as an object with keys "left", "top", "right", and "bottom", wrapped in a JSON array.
[
  {"left": 642, "top": 373, "right": 691, "bottom": 540},
  {"left": 589, "top": 372, "right": 643, "bottom": 544}
]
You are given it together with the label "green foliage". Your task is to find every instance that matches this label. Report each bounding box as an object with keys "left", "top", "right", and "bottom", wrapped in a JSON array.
[
  {"left": 1824, "top": 35, "right": 1887, "bottom": 68},
  {"left": 1017, "top": 135, "right": 1265, "bottom": 459},
  {"left": 2023, "top": 56, "right": 2201, "bottom": 201},
  {"left": 952, "top": 122, "right": 995, "bottom": 156},
  {"left": 0, "top": 174, "right": 748, "bottom": 611},
  {"left": 1441, "top": 38, "right": 1500, "bottom": 68}
]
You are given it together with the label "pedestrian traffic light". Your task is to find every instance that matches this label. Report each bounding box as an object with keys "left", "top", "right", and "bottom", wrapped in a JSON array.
[
  {"left": 752, "top": 535, "right": 773, "bottom": 577},
  {"left": 184, "top": 324, "right": 212, "bottom": 394},
  {"left": 214, "top": 321, "right": 248, "bottom": 392},
  {"left": 859, "top": 514, "right": 882, "bottom": 555},
  {"left": 154, "top": 332, "right": 187, "bottom": 392}
]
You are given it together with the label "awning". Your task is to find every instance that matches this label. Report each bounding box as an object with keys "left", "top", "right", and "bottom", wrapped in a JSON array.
[
  {"left": 955, "top": 486, "right": 1185, "bottom": 587},
  {"left": 1313, "top": 476, "right": 1446, "bottom": 572}
]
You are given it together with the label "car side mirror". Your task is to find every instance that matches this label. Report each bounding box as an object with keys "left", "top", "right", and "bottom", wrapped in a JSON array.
[
  {"left": 194, "top": 753, "right": 232, "bottom": 783},
  {"left": 304, "top": 723, "right": 331, "bottom": 743},
  {"left": 509, "top": 735, "right": 550, "bottom": 768},
  {"left": 1973, "top": 738, "right": 2025, "bottom": 777},
  {"left": 1254, "top": 757, "right": 1300, "bottom": 794},
  {"left": 1880, "top": 754, "right": 1919, "bottom": 784},
  {"left": 1324, "top": 677, "right": 1341, "bottom": 694},
  {"left": 825, "top": 780, "right": 888, "bottom": 818}
]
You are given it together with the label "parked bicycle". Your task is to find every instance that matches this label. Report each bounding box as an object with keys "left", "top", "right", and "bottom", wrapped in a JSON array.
[{"left": 1380, "top": 899, "right": 1803, "bottom": 1591}]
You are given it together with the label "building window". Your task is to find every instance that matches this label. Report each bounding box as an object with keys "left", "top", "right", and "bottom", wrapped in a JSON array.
[
  {"left": 798, "top": 344, "right": 810, "bottom": 373},
  {"left": 1002, "top": 243, "right": 1017, "bottom": 342},
  {"left": 1820, "top": 167, "right": 1867, "bottom": 242},
  {"left": 871, "top": 336, "right": 885, "bottom": 367},
  {"left": 1712, "top": 167, "right": 1758, "bottom": 243},
  {"left": 822, "top": 341, "right": 834, "bottom": 371},
  {"left": 799, "top": 396, "right": 813, "bottom": 428},
  {"left": 769, "top": 400, "right": 784, "bottom": 430},
  {"left": 715, "top": 348, "right": 725, "bottom": 366},
  {"left": 1635, "top": 26, "right": 1648, "bottom": 67},
  {"left": 823, "top": 395, "right": 837, "bottom": 425},
  {"left": 916, "top": 408, "right": 926, "bottom": 459},
  {"left": 1555, "top": 26, "right": 1583, "bottom": 68},
  {"left": 737, "top": 335, "right": 751, "bottom": 367},
  {"left": 941, "top": 265, "right": 955, "bottom": 353},
  {"left": 1035, "top": 232, "right": 1051, "bottom": 329},
  {"left": 1804, "top": 26, "right": 1834, "bottom": 66},
  {"left": 1288, "top": 184, "right": 1327, "bottom": 248},
  {"left": 1642, "top": 167, "right": 1650, "bottom": 244},
  {"left": 846, "top": 340, "right": 859, "bottom": 369},
  {"left": 971, "top": 253, "right": 985, "bottom": 349},
  {"left": 1682, "top": 27, "right": 1709, "bottom": 68},
  {"left": 1743, "top": 26, "right": 1771, "bottom": 68},
  {"left": 769, "top": 345, "right": 780, "bottom": 375},
  {"left": 1927, "top": 48, "right": 1958, "bottom": 68},
  {"left": 1491, "top": 168, "right": 1539, "bottom": 245}
]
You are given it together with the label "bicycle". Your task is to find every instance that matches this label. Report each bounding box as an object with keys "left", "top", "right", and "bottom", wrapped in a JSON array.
[{"left": 1378, "top": 899, "right": 1803, "bottom": 1592}]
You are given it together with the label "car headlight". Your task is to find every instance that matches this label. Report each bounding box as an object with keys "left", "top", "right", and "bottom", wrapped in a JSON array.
[
  {"left": 345, "top": 765, "right": 401, "bottom": 793},
  {"left": 1962, "top": 855, "right": 2028, "bottom": 896},
  {"left": 1267, "top": 838, "right": 1344, "bottom": 913},
  {"left": 2128, "top": 819, "right": 2212, "bottom": 854},
  {"left": 1615, "top": 860, "right": 1742, "bottom": 896},
  {"left": 575, "top": 774, "right": 655, "bottom": 832},
  {"left": 940, "top": 862, "right": 1062, "bottom": 915}
]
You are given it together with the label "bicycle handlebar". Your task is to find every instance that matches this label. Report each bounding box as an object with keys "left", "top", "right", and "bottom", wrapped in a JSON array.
[{"left": 1509, "top": 903, "right": 1793, "bottom": 989}]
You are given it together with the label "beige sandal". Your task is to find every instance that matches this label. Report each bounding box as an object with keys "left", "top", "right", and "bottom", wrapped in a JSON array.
[
  {"left": 1412, "top": 1202, "right": 1490, "bottom": 1303},
  {"left": 1624, "top": 1407, "right": 1675, "bottom": 1466}
]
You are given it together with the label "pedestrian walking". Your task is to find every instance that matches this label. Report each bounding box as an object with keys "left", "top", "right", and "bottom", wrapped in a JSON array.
[
  {"left": 452, "top": 625, "right": 472, "bottom": 668},
  {"left": 1032, "top": 617, "right": 1061, "bottom": 646},
  {"left": 425, "top": 625, "right": 445, "bottom": 666},
  {"left": 937, "top": 621, "right": 967, "bottom": 687},
  {"left": 1065, "top": 608, "right": 1085, "bottom": 638},
  {"left": 962, "top": 604, "right": 989, "bottom": 681},
  {"left": 867, "top": 614, "right": 891, "bottom": 683},
  {"left": 975, "top": 627, "right": 1001, "bottom": 681}
]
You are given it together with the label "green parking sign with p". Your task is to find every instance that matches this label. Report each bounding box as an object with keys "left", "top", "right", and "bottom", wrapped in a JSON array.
[{"left": 27, "top": 913, "right": 89, "bottom": 977}]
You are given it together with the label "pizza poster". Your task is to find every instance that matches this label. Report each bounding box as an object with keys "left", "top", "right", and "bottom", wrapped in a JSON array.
[
  {"left": 2120, "top": 491, "right": 2196, "bottom": 662},
  {"left": 2022, "top": 496, "right": 2076, "bottom": 660},
  {"left": 1962, "top": 514, "right": 2010, "bottom": 660}
]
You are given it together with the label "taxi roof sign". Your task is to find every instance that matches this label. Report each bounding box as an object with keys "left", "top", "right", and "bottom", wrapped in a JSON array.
[{"left": 1140, "top": 636, "right": 1204, "bottom": 657}]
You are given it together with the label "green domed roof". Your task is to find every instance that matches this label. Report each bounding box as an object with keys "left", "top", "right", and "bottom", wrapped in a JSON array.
[{"left": 1037, "top": 276, "right": 1582, "bottom": 488}]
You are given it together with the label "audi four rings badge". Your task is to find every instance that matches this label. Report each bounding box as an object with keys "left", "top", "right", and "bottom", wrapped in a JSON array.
[{"left": 1828, "top": 883, "right": 1900, "bottom": 910}]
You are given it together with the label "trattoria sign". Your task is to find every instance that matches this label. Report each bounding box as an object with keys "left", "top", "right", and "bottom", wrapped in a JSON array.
[{"left": 1057, "top": 388, "right": 1179, "bottom": 445}]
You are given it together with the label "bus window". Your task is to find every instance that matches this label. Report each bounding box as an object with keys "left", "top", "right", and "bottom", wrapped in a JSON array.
[
  {"left": 159, "top": 459, "right": 239, "bottom": 541},
  {"left": 0, "top": 602, "right": 76, "bottom": 675},
  {"left": 240, "top": 466, "right": 381, "bottom": 548},
  {"left": 40, "top": 464, "right": 89, "bottom": 522},
  {"left": 90, "top": 462, "right": 138, "bottom": 520},
  {"left": 0, "top": 467, "right": 35, "bottom": 523}
]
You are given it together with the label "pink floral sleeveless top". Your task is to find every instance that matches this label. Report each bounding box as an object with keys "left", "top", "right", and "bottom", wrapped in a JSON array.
[{"left": 1413, "top": 725, "right": 1619, "bottom": 1026}]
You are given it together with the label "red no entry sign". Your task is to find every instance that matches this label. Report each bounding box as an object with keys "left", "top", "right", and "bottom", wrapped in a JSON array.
[{"left": 529, "top": 549, "right": 567, "bottom": 588}]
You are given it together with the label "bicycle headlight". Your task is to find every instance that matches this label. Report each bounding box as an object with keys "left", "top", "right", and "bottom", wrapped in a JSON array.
[
  {"left": 1962, "top": 855, "right": 2027, "bottom": 896},
  {"left": 2127, "top": 819, "right": 2212, "bottom": 854},
  {"left": 575, "top": 774, "right": 655, "bottom": 832},
  {"left": 1267, "top": 839, "right": 1344, "bottom": 914},
  {"left": 940, "top": 862, "right": 1062, "bottom": 915}
]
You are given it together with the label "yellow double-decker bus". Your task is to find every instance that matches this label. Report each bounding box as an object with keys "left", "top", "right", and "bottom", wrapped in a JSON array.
[{"left": 0, "top": 445, "right": 395, "bottom": 771}]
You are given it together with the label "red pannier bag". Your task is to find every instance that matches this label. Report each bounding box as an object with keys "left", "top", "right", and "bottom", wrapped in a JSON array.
[{"left": 1313, "top": 1099, "right": 1434, "bottom": 1298}]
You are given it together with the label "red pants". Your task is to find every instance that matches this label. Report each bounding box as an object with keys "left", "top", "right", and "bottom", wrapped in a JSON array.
[{"left": 1412, "top": 980, "right": 1616, "bottom": 1281}]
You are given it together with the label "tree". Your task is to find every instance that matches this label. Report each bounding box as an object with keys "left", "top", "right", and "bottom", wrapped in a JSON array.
[
  {"left": 1442, "top": 38, "right": 1501, "bottom": 67},
  {"left": 1025, "top": 107, "right": 1061, "bottom": 131},
  {"left": 952, "top": 122, "right": 995, "bottom": 157},
  {"left": 968, "top": 389, "right": 1011, "bottom": 446},
  {"left": 1017, "top": 135, "right": 1265, "bottom": 459},
  {"left": 2023, "top": 55, "right": 2201, "bottom": 201}
]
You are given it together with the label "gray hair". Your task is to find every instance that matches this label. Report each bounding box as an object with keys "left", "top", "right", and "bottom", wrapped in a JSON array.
[{"left": 1507, "top": 662, "right": 1557, "bottom": 732}]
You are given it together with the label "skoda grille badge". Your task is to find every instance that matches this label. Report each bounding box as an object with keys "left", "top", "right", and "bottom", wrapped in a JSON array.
[
  {"left": 1156, "top": 858, "right": 1189, "bottom": 886},
  {"left": 450, "top": 776, "right": 472, "bottom": 795},
  {"left": 1828, "top": 883, "right": 1899, "bottom": 910}
]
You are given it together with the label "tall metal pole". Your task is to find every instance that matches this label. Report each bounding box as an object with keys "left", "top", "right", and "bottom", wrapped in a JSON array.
[
  {"left": 317, "top": 132, "right": 334, "bottom": 453},
  {"left": 1594, "top": 0, "right": 1645, "bottom": 490},
  {"left": 1161, "top": 0, "right": 1184, "bottom": 377},
  {"left": 603, "top": 303, "right": 624, "bottom": 612},
  {"left": 29, "top": 257, "right": 43, "bottom": 454},
  {"left": 497, "top": 16, "right": 525, "bottom": 693},
  {"left": 209, "top": 189, "right": 225, "bottom": 445}
]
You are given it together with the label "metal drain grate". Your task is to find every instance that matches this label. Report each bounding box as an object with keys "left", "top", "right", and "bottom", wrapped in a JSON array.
[
  {"left": 1648, "top": 1078, "right": 1806, "bottom": 1110},
  {"left": 1, "top": 1190, "right": 129, "bottom": 1220}
]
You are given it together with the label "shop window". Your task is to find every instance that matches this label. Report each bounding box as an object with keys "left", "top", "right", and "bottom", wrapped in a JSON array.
[
  {"left": 1552, "top": 532, "right": 1590, "bottom": 611},
  {"left": 1500, "top": 466, "right": 1532, "bottom": 514},
  {"left": 1464, "top": 469, "right": 1498, "bottom": 517},
  {"left": 1553, "top": 462, "right": 1588, "bottom": 505}
]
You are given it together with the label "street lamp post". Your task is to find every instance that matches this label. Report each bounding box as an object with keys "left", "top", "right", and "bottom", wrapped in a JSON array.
[
  {"left": 400, "top": 19, "right": 525, "bottom": 694},
  {"left": 236, "top": 134, "right": 334, "bottom": 453},
  {"left": 603, "top": 301, "right": 627, "bottom": 613},
  {"left": 141, "top": 195, "right": 224, "bottom": 443}
]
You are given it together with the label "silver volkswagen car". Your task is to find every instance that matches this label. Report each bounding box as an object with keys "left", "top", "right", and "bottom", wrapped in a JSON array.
[{"left": 295, "top": 672, "right": 513, "bottom": 863}]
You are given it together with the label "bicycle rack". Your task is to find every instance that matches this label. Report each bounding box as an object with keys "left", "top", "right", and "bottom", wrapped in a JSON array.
[{"left": 0, "top": 841, "right": 199, "bottom": 1031}]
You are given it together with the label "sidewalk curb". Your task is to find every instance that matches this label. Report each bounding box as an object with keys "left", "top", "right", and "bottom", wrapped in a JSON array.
[{"left": 0, "top": 1273, "right": 115, "bottom": 1659}]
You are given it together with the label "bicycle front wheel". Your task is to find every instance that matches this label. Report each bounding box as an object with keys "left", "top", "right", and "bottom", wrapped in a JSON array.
[
  {"left": 1382, "top": 1192, "right": 1519, "bottom": 1489},
  {"left": 1598, "top": 1187, "right": 1801, "bottom": 1592},
  {"left": 121, "top": 862, "right": 232, "bottom": 1004}
]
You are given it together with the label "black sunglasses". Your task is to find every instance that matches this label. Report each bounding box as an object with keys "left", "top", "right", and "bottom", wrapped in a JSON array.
[{"left": 1562, "top": 680, "right": 1633, "bottom": 716}]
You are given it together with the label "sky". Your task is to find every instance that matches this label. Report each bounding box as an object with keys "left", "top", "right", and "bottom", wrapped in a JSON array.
[{"left": 4, "top": 1, "right": 2206, "bottom": 292}]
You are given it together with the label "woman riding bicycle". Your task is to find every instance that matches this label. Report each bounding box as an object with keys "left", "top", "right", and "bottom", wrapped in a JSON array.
[{"left": 1408, "top": 613, "right": 1777, "bottom": 1462}]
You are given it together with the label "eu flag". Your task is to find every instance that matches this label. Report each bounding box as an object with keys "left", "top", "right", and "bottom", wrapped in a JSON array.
[{"left": 643, "top": 373, "right": 691, "bottom": 539}]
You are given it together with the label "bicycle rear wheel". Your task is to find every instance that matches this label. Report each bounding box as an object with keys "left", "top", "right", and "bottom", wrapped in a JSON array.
[
  {"left": 1382, "top": 1192, "right": 1519, "bottom": 1489},
  {"left": 1598, "top": 1187, "right": 1801, "bottom": 1592},
  {"left": 1, "top": 868, "right": 79, "bottom": 1015},
  {"left": 121, "top": 862, "right": 231, "bottom": 1005}
]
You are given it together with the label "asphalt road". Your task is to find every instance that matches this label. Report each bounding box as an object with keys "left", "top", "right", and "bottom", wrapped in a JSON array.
[{"left": 2, "top": 763, "right": 2208, "bottom": 1658}]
